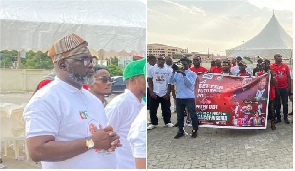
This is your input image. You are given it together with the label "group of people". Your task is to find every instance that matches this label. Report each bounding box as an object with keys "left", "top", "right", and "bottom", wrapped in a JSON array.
[
  {"left": 23, "top": 33, "right": 146, "bottom": 169},
  {"left": 146, "top": 53, "right": 292, "bottom": 138}
]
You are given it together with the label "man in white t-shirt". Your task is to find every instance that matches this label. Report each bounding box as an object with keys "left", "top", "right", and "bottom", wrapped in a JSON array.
[
  {"left": 23, "top": 34, "right": 121, "bottom": 169},
  {"left": 147, "top": 56, "right": 174, "bottom": 130},
  {"left": 127, "top": 104, "right": 147, "bottom": 169},
  {"left": 230, "top": 56, "right": 252, "bottom": 75},
  {"left": 105, "top": 58, "right": 146, "bottom": 169},
  {"left": 147, "top": 55, "right": 157, "bottom": 110}
]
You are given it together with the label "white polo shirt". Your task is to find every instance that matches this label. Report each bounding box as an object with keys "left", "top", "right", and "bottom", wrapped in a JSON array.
[
  {"left": 127, "top": 104, "right": 147, "bottom": 159},
  {"left": 23, "top": 77, "right": 116, "bottom": 169},
  {"left": 105, "top": 89, "right": 145, "bottom": 169}
]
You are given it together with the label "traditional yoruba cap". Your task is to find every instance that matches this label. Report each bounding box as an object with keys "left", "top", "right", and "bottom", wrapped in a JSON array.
[
  {"left": 238, "top": 60, "right": 247, "bottom": 66},
  {"left": 48, "top": 33, "right": 90, "bottom": 62},
  {"left": 123, "top": 58, "right": 146, "bottom": 80}
]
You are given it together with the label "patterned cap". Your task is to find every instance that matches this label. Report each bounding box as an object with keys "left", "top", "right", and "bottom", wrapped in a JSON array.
[
  {"left": 123, "top": 58, "right": 146, "bottom": 80},
  {"left": 48, "top": 33, "right": 90, "bottom": 62}
]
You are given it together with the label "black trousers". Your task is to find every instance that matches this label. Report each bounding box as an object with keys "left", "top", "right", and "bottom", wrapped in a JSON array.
[
  {"left": 268, "top": 99, "right": 276, "bottom": 121},
  {"left": 149, "top": 95, "right": 171, "bottom": 125},
  {"left": 147, "top": 87, "right": 150, "bottom": 110},
  {"left": 275, "top": 88, "right": 288, "bottom": 120}
]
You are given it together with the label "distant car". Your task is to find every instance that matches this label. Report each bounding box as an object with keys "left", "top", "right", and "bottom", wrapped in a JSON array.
[{"left": 111, "top": 76, "right": 126, "bottom": 94}]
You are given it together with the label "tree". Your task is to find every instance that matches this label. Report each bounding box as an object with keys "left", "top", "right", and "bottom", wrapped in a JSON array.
[
  {"left": 0, "top": 50, "right": 53, "bottom": 69},
  {"left": 107, "top": 56, "right": 119, "bottom": 66},
  {"left": 105, "top": 64, "right": 123, "bottom": 76},
  {"left": 0, "top": 50, "right": 18, "bottom": 68},
  {"left": 23, "top": 51, "right": 53, "bottom": 69}
]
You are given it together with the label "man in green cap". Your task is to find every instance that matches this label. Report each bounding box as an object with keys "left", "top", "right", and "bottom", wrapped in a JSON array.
[{"left": 105, "top": 58, "right": 146, "bottom": 169}]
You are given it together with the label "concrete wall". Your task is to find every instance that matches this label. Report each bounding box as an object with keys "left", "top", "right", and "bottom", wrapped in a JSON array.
[{"left": 0, "top": 69, "right": 51, "bottom": 92}]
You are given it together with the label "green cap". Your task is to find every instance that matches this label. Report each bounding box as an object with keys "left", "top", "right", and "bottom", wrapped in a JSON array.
[
  {"left": 123, "top": 58, "right": 146, "bottom": 80},
  {"left": 143, "top": 61, "right": 146, "bottom": 79}
]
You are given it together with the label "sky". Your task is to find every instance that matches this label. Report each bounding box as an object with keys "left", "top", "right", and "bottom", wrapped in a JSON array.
[{"left": 147, "top": 0, "right": 293, "bottom": 56}]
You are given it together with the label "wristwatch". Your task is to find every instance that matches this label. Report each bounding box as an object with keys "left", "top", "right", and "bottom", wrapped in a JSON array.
[{"left": 85, "top": 137, "right": 95, "bottom": 150}]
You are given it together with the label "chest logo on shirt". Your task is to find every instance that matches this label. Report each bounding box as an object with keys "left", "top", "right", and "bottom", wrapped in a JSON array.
[{"left": 79, "top": 111, "right": 89, "bottom": 119}]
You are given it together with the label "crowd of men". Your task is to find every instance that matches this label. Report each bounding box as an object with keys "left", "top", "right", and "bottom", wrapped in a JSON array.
[{"left": 146, "top": 54, "right": 292, "bottom": 138}]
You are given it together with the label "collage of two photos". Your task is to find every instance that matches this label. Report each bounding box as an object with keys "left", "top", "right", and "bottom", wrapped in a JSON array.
[{"left": 0, "top": 0, "right": 293, "bottom": 169}]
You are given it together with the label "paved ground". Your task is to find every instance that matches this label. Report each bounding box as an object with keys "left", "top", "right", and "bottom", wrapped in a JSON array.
[
  {"left": 147, "top": 100, "right": 293, "bottom": 169},
  {"left": 0, "top": 92, "right": 118, "bottom": 169}
]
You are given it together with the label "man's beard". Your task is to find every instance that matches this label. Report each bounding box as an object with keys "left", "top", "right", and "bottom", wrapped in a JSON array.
[{"left": 68, "top": 66, "right": 94, "bottom": 85}]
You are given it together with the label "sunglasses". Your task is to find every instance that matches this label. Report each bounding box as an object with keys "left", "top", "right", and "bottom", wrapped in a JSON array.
[
  {"left": 68, "top": 55, "right": 95, "bottom": 66},
  {"left": 96, "top": 76, "right": 112, "bottom": 83}
]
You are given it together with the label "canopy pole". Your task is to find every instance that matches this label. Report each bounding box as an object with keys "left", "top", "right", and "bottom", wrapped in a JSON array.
[{"left": 99, "top": 49, "right": 104, "bottom": 66}]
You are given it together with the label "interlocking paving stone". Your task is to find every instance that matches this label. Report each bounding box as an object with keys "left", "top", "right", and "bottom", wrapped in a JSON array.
[{"left": 147, "top": 101, "right": 293, "bottom": 169}]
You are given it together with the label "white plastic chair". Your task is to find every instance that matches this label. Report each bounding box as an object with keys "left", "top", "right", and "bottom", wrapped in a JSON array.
[
  {"left": 0, "top": 107, "right": 9, "bottom": 117},
  {"left": 10, "top": 107, "right": 25, "bottom": 124},
  {"left": 0, "top": 117, "right": 29, "bottom": 161},
  {"left": 3, "top": 103, "right": 21, "bottom": 114}
]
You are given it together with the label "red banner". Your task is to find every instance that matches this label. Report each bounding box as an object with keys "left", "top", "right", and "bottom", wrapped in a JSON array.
[{"left": 195, "top": 73, "right": 270, "bottom": 129}]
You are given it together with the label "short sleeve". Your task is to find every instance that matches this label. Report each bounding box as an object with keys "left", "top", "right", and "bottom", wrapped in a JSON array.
[
  {"left": 24, "top": 98, "right": 60, "bottom": 138},
  {"left": 127, "top": 107, "right": 147, "bottom": 158}
]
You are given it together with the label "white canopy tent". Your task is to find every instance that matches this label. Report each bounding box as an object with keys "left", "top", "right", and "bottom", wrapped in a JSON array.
[
  {"left": 226, "top": 13, "right": 293, "bottom": 59},
  {"left": 0, "top": 0, "right": 146, "bottom": 61}
]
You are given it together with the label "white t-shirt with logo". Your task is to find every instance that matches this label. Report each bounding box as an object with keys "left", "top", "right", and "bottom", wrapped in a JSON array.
[
  {"left": 105, "top": 89, "right": 145, "bottom": 169},
  {"left": 148, "top": 65, "right": 172, "bottom": 97},
  {"left": 230, "top": 65, "right": 252, "bottom": 75},
  {"left": 23, "top": 77, "right": 116, "bottom": 169},
  {"left": 127, "top": 104, "right": 146, "bottom": 159}
]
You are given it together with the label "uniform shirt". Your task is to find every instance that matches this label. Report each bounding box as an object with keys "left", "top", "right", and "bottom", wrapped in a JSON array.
[
  {"left": 148, "top": 65, "right": 172, "bottom": 97},
  {"left": 105, "top": 89, "right": 145, "bottom": 169},
  {"left": 23, "top": 77, "right": 115, "bottom": 169},
  {"left": 270, "top": 63, "right": 290, "bottom": 88},
  {"left": 189, "top": 66, "right": 208, "bottom": 74},
  {"left": 231, "top": 65, "right": 252, "bottom": 75},
  {"left": 127, "top": 104, "right": 146, "bottom": 159},
  {"left": 210, "top": 66, "right": 223, "bottom": 73},
  {"left": 257, "top": 71, "right": 275, "bottom": 99},
  {"left": 170, "top": 70, "right": 196, "bottom": 99}
]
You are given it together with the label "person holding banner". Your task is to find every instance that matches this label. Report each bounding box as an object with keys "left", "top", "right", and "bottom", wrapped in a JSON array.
[
  {"left": 170, "top": 57, "right": 198, "bottom": 139},
  {"left": 210, "top": 58, "right": 223, "bottom": 73},
  {"left": 190, "top": 55, "right": 208, "bottom": 74},
  {"left": 231, "top": 56, "right": 252, "bottom": 75},
  {"left": 270, "top": 54, "right": 291, "bottom": 124},
  {"left": 236, "top": 61, "right": 252, "bottom": 76},
  {"left": 257, "top": 59, "right": 277, "bottom": 130},
  {"left": 221, "top": 60, "right": 233, "bottom": 75}
]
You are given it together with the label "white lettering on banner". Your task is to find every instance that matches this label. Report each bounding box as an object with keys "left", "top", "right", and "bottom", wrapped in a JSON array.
[
  {"left": 197, "top": 94, "right": 204, "bottom": 98},
  {"left": 198, "top": 112, "right": 229, "bottom": 121},
  {"left": 199, "top": 84, "right": 209, "bottom": 88},
  {"left": 209, "top": 105, "right": 218, "bottom": 109}
]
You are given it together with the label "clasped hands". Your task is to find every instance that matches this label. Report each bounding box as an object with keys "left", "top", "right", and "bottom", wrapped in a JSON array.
[{"left": 90, "top": 125, "right": 122, "bottom": 152}]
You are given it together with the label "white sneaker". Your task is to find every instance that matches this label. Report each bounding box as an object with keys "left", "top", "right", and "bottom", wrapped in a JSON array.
[
  {"left": 166, "top": 123, "right": 174, "bottom": 127},
  {"left": 185, "top": 123, "right": 192, "bottom": 127},
  {"left": 147, "top": 124, "right": 156, "bottom": 130}
]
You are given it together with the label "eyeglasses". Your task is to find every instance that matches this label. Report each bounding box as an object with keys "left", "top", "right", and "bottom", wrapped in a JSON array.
[
  {"left": 96, "top": 76, "right": 112, "bottom": 83},
  {"left": 68, "top": 55, "right": 94, "bottom": 66}
]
